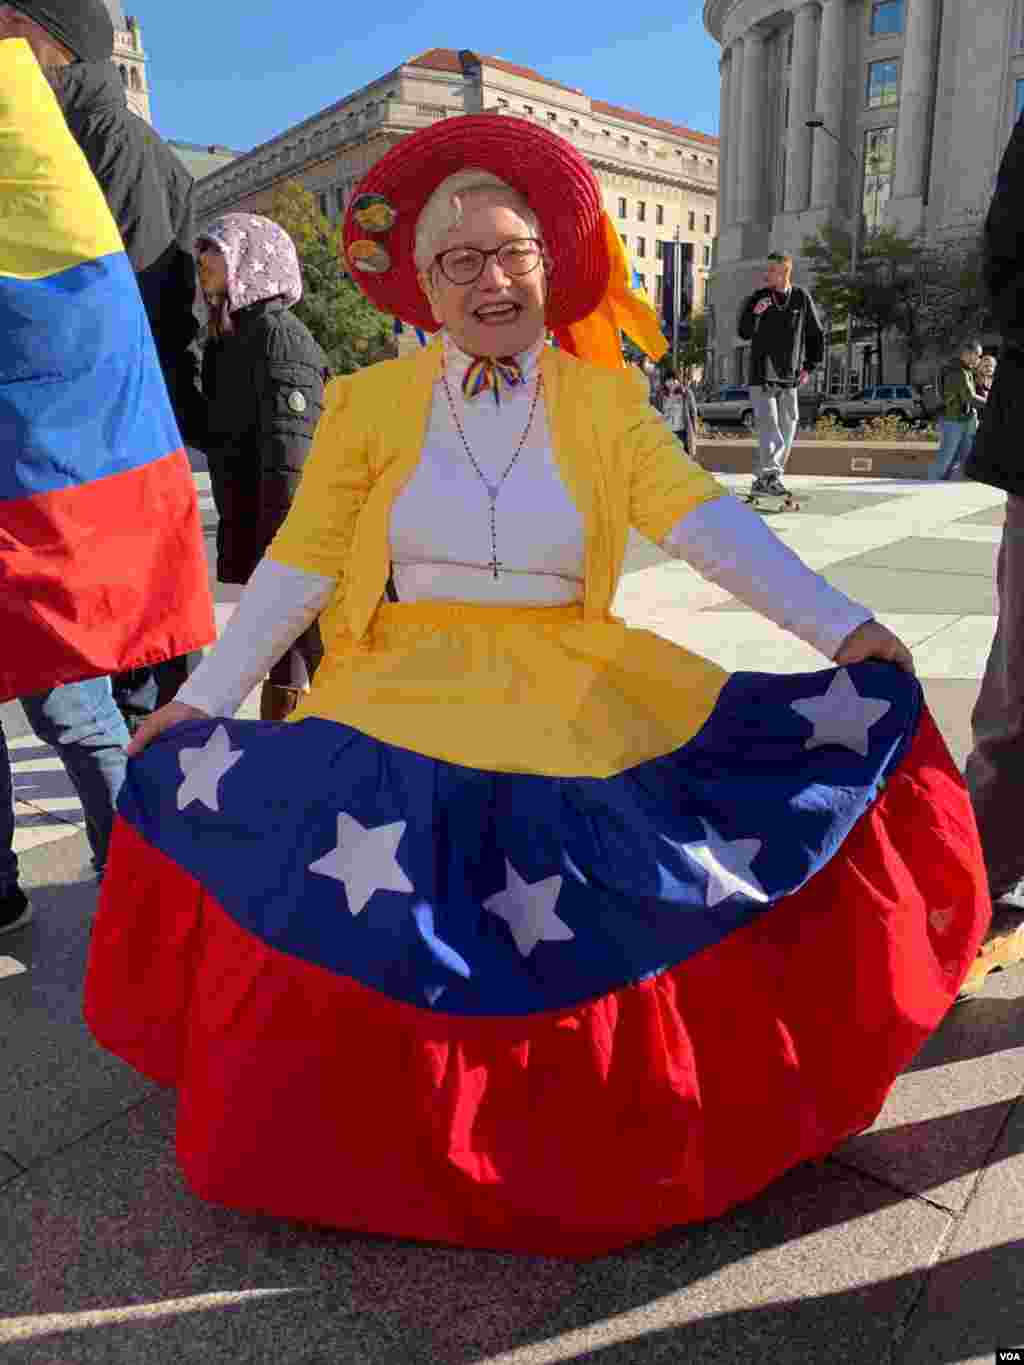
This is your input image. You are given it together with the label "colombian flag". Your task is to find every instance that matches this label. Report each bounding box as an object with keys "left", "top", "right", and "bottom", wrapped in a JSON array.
[{"left": 0, "top": 40, "right": 214, "bottom": 702}]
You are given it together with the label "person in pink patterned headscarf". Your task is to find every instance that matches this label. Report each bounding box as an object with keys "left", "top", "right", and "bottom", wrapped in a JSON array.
[{"left": 196, "top": 214, "right": 330, "bottom": 720}]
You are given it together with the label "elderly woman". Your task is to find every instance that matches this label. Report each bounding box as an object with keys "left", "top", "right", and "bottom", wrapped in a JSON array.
[{"left": 85, "top": 116, "right": 989, "bottom": 1259}]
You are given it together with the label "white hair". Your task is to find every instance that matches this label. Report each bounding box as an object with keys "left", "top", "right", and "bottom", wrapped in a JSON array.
[{"left": 413, "top": 169, "right": 542, "bottom": 273}]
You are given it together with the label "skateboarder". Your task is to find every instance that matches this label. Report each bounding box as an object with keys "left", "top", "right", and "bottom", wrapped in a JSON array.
[{"left": 737, "top": 253, "right": 824, "bottom": 502}]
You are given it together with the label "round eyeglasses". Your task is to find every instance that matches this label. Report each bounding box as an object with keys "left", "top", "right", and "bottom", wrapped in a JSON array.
[{"left": 434, "top": 238, "right": 543, "bottom": 286}]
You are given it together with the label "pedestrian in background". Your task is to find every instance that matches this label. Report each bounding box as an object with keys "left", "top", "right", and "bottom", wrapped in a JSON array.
[
  {"left": 961, "top": 106, "right": 1024, "bottom": 990},
  {"left": 196, "top": 214, "right": 329, "bottom": 720},
  {"left": 975, "top": 353, "right": 997, "bottom": 401},
  {"left": 737, "top": 252, "right": 824, "bottom": 501},
  {"left": 929, "top": 341, "right": 985, "bottom": 481}
]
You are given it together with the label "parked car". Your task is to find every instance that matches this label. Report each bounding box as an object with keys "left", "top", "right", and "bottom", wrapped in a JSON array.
[
  {"left": 819, "top": 384, "right": 925, "bottom": 425},
  {"left": 697, "top": 385, "right": 823, "bottom": 431},
  {"left": 697, "top": 386, "right": 756, "bottom": 429}
]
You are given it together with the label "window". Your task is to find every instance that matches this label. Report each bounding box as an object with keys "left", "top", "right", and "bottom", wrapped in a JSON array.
[
  {"left": 317, "top": 192, "right": 328, "bottom": 218},
  {"left": 786, "top": 30, "right": 794, "bottom": 65},
  {"left": 618, "top": 197, "right": 627, "bottom": 218},
  {"left": 688, "top": 210, "right": 695, "bottom": 231},
  {"left": 704, "top": 213, "right": 712, "bottom": 233},
  {"left": 637, "top": 201, "right": 646, "bottom": 222},
  {"left": 655, "top": 276, "right": 664, "bottom": 307},
  {"left": 862, "top": 126, "right": 896, "bottom": 231},
  {"left": 570, "top": 117, "right": 579, "bottom": 129},
  {"left": 656, "top": 204, "right": 664, "bottom": 225},
  {"left": 638, "top": 273, "right": 647, "bottom": 291},
  {"left": 703, "top": 244, "right": 711, "bottom": 267},
  {"left": 655, "top": 240, "right": 664, "bottom": 259},
  {"left": 866, "top": 59, "right": 899, "bottom": 108},
  {"left": 870, "top": 1, "right": 903, "bottom": 35},
  {"left": 334, "top": 187, "right": 345, "bottom": 216},
  {"left": 636, "top": 237, "right": 646, "bottom": 258},
  {"left": 497, "top": 98, "right": 509, "bottom": 108},
  {"left": 524, "top": 105, "right": 534, "bottom": 115},
  {"left": 118, "top": 64, "right": 128, "bottom": 86},
  {"left": 547, "top": 111, "right": 557, "bottom": 122},
  {"left": 620, "top": 232, "right": 628, "bottom": 247},
  {"left": 1017, "top": 78, "right": 1024, "bottom": 120},
  {"left": 640, "top": 140, "right": 648, "bottom": 151}
]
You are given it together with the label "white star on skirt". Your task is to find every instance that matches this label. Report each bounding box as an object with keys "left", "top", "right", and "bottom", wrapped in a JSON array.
[
  {"left": 309, "top": 813, "right": 413, "bottom": 916},
  {"left": 483, "top": 860, "right": 573, "bottom": 957},
  {"left": 790, "top": 668, "right": 892, "bottom": 758},
  {"left": 176, "top": 725, "right": 244, "bottom": 813},
  {"left": 677, "top": 820, "right": 769, "bottom": 909}
]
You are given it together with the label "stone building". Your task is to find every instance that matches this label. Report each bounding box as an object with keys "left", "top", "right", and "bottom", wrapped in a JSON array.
[
  {"left": 192, "top": 48, "right": 719, "bottom": 325},
  {"left": 103, "top": 0, "right": 150, "bottom": 123},
  {"left": 704, "top": 0, "right": 1024, "bottom": 390}
]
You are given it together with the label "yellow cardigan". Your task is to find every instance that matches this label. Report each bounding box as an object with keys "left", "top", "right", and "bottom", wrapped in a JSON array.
[{"left": 269, "top": 338, "right": 724, "bottom": 645}]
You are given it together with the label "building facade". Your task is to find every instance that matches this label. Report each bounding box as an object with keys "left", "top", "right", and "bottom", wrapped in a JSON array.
[
  {"left": 103, "top": 0, "right": 150, "bottom": 123},
  {"left": 192, "top": 49, "right": 719, "bottom": 325},
  {"left": 705, "top": 0, "right": 1024, "bottom": 389}
]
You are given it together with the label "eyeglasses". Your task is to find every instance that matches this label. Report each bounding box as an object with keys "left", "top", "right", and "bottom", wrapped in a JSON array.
[{"left": 433, "top": 237, "right": 543, "bottom": 286}]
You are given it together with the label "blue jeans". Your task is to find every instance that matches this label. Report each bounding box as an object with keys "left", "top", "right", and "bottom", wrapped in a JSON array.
[
  {"left": 929, "top": 416, "right": 977, "bottom": 480},
  {"left": 0, "top": 678, "right": 130, "bottom": 892}
]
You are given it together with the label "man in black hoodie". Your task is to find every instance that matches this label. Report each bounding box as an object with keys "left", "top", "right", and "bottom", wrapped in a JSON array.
[
  {"left": 0, "top": 0, "right": 204, "bottom": 729},
  {"left": 737, "top": 252, "right": 824, "bottom": 500}
]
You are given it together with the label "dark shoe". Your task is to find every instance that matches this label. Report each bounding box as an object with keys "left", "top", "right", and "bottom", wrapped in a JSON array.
[
  {"left": 750, "top": 474, "right": 773, "bottom": 495},
  {"left": 259, "top": 683, "right": 302, "bottom": 723},
  {"left": 0, "top": 886, "right": 33, "bottom": 936},
  {"left": 766, "top": 474, "right": 791, "bottom": 498}
]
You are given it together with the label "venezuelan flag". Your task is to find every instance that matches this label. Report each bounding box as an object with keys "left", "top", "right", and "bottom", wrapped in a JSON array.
[{"left": 0, "top": 40, "right": 214, "bottom": 702}]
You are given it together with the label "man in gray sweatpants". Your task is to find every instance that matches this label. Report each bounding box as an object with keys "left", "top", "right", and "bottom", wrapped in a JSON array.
[{"left": 737, "top": 253, "right": 825, "bottom": 499}]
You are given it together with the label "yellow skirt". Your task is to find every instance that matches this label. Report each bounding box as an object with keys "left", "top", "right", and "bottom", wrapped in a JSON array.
[{"left": 291, "top": 601, "right": 729, "bottom": 778}]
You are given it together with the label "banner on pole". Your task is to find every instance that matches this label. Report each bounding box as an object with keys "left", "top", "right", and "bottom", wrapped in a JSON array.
[{"left": 659, "top": 241, "right": 675, "bottom": 337}]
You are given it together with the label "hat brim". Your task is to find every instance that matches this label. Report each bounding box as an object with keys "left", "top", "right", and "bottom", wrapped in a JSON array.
[{"left": 342, "top": 114, "right": 611, "bottom": 333}]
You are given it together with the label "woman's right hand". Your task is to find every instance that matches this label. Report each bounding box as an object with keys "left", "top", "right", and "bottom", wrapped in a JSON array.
[{"left": 125, "top": 702, "right": 210, "bottom": 756}]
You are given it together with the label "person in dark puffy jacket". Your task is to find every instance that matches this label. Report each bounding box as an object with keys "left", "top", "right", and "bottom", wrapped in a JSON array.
[{"left": 196, "top": 214, "right": 330, "bottom": 721}]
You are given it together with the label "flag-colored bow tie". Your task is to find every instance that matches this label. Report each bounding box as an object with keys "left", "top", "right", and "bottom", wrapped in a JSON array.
[{"left": 462, "top": 355, "right": 525, "bottom": 405}]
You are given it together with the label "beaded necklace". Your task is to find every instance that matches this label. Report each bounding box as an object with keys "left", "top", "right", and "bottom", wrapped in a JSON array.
[{"left": 441, "top": 355, "right": 543, "bottom": 580}]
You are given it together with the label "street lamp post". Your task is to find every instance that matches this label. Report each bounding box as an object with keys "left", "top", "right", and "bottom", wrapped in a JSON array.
[{"left": 806, "top": 117, "right": 861, "bottom": 393}]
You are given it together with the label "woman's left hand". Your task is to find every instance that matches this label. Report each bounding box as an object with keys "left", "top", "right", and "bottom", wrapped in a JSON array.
[{"left": 834, "top": 620, "right": 915, "bottom": 674}]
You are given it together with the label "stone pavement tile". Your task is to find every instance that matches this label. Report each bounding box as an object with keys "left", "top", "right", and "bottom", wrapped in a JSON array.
[
  {"left": 813, "top": 562, "right": 995, "bottom": 615},
  {"left": 912, "top": 616, "right": 998, "bottom": 680},
  {"left": 957, "top": 503, "right": 1008, "bottom": 528},
  {"left": 836, "top": 969, "right": 1024, "bottom": 1213},
  {"left": 896, "top": 1099, "right": 1024, "bottom": 1365},
  {"left": 850, "top": 537, "right": 999, "bottom": 577},
  {"left": 373, "top": 1164, "right": 952, "bottom": 1365},
  {"left": 650, "top": 608, "right": 964, "bottom": 677},
  {"left": 0, "top": 837, "right": 155, "bottom": 1166},
  {"left": 918, "top": 678, "right": 986, "bottom": 770}
]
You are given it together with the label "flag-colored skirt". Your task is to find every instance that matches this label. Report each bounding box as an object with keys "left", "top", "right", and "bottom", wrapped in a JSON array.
[{"left": 85, "top": 603, "right": 990, "bottom": 1259}]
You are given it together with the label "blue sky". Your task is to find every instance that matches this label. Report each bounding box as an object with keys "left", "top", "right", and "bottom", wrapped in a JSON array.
[{"left": 142, "top": 1, "right": 722, "bottom": 152}]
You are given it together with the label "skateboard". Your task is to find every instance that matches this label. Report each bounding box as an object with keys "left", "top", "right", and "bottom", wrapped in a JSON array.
[{"left": 743, "top": 488, "right": 808, "bottom": 513}]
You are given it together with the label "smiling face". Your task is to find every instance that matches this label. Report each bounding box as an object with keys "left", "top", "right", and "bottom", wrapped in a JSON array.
[{"left": 417, "top": 191, "right": 547, "bottom": 358}]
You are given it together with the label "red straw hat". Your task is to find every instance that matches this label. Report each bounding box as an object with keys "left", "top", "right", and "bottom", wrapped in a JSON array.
[{"left": 342, "top": 114, "right": 611, "bottom": 333}]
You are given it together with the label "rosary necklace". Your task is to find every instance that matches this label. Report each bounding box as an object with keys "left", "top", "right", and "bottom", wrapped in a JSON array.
[{"left": 441, "top": 359, "right": 543, "bottom": 579}]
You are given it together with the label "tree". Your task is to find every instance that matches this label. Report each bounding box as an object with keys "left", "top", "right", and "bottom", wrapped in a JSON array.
[
  {"left": 801, "top": 223, "right": 923, "bottom": 383},
  {"left": 265, "top": 180, "right": 395, "bottom": 374},
  {"left": 906, "top": 233, "right": 990, "bottom": 381}
]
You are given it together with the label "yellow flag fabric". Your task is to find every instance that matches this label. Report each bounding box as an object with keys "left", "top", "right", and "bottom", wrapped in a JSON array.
[
  {"left": 0, "top": 38, "right": 123, "bottom": 279},
  {"left": 556, "top": 214, "right": 669, "bottom": 369}
]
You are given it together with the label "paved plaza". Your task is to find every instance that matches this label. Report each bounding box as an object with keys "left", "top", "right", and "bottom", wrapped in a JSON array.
[{"left": 1, "top": 472, "right": 1021, "bottom": 1364}]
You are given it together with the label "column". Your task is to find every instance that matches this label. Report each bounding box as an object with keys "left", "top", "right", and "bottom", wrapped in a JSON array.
[
  {"left": 728, "top": 36, "right": 745, "bottom": 228},
  {"left": 810, "top": 0, "right": 846, "bottom": 210},
  {"left": 784, "top": 2, "right": 819, "bottom": 213},
  {"left": 718, "top": 49, "right": 733, "bottom": 227},
  {"left": 736, "top": 27, "right": 766, "bottom": 223},
  {"left": 891, "top": 0, "right": 940, "bottom": 201}
]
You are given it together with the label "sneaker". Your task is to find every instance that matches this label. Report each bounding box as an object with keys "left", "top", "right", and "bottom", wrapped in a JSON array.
[
  {"left": 750, "top": 474, "right": 773, "bottom": 495},
  {"left": 765, "top": 473, "right": 791, "bottom": 498},
  {"left": 0, "top": 886, "right": 33, "bottom": 936}
]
